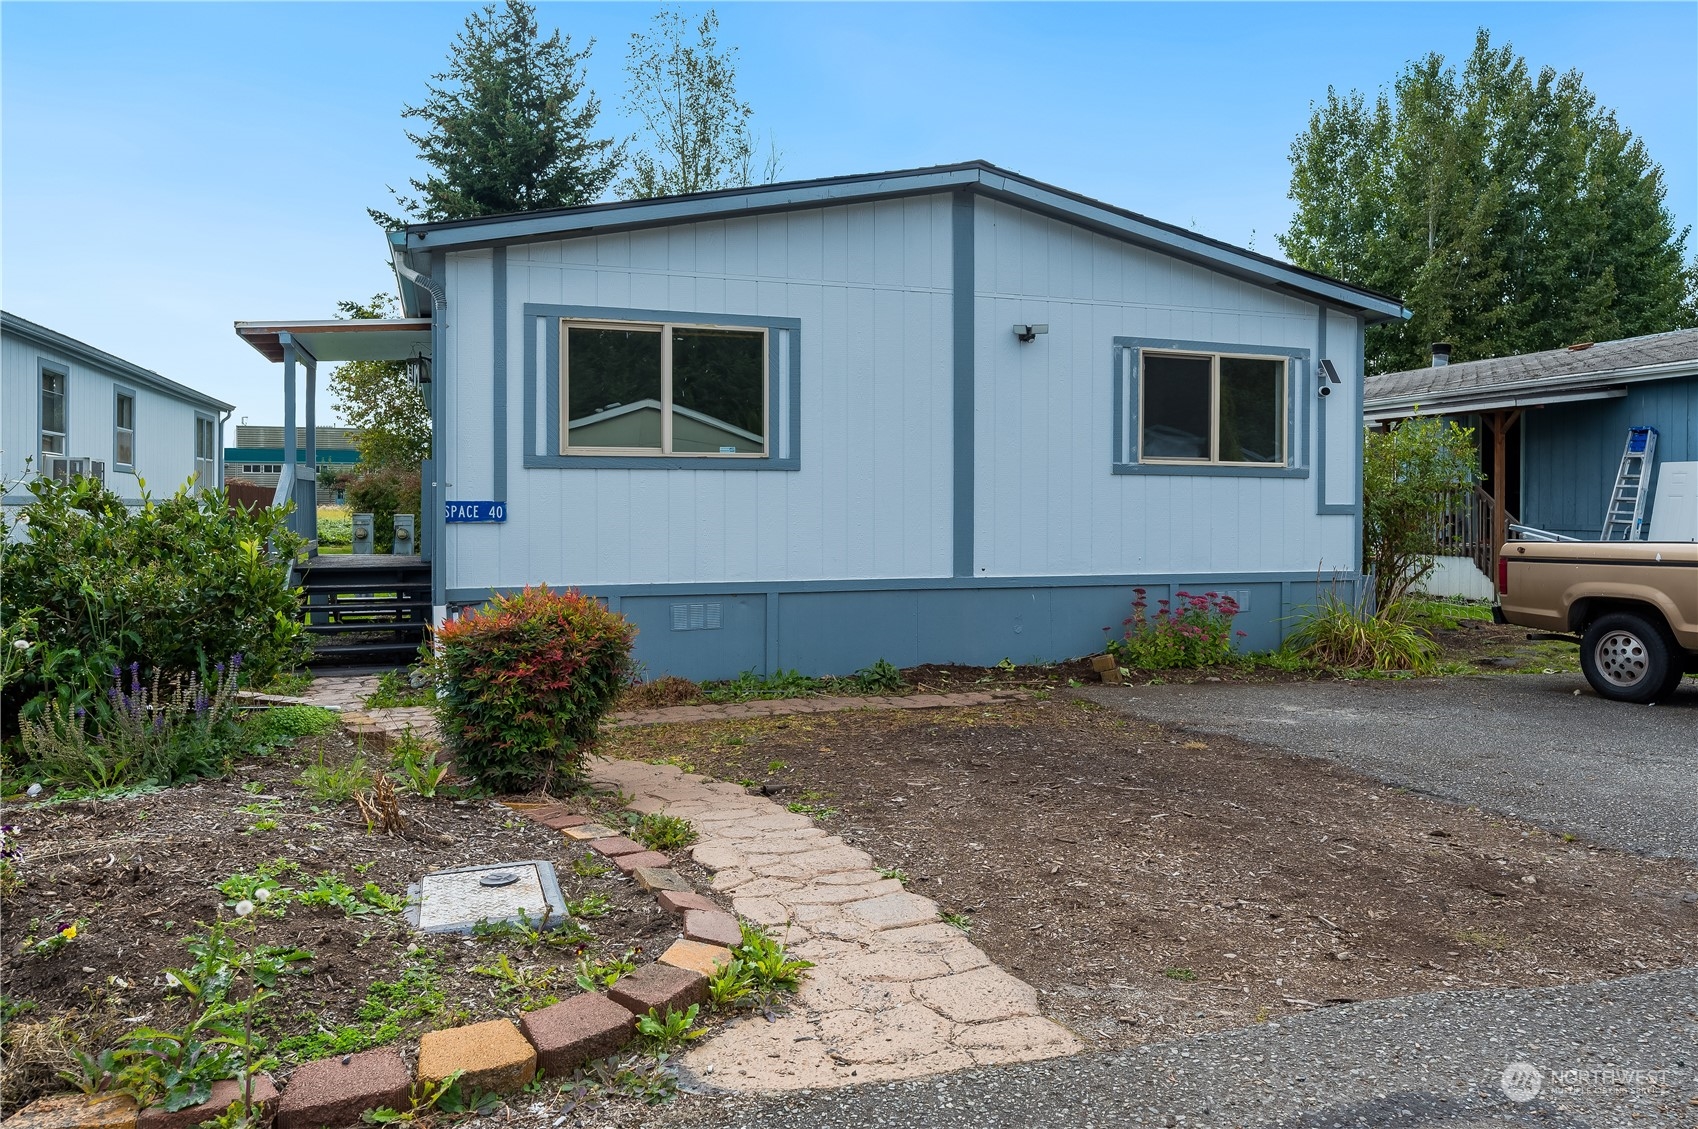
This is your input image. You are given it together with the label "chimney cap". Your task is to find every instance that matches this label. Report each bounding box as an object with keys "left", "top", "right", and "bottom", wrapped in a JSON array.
[{"left": 1430, "top": 342, "right": 1453, "bottom": 367}]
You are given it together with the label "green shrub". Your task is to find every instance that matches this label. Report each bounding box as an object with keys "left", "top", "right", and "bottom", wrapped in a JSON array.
[
  {"left": 242, "top": 706, "right": 340, "bottom": 749},
  {"left": 317, "top": 515, "right": 353, "bottom": 547},
  {"left": 345, "top": 469, "right": 420, "bottom": 554},
  {"left": 430, "top": 586, "right": 634, "bottom": 792},
  {"left": 1105, "top": 589, "right": 1244, "bottom": 670},
  {"left": 1, "top": 475, "right": 307, "bottom": 732},
  {"left": 1283, "top": 591, "right": 1441, "bottom": 672}
]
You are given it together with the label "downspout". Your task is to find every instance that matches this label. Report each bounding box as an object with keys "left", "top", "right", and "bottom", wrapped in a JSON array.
[{"left": 218, "top": 408, "right": 232, "bottom": 488}]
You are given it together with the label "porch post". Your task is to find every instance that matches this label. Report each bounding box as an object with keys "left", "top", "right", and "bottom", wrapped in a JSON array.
[
  {"left": 281, "top": 338, "right": 298, "bottom": 517},
  {"left": 1487, "top": 409, "right": 1523, "bottom": 577},
  {"left": 303, "top": 352, "right": 318, "bottom": 546}
]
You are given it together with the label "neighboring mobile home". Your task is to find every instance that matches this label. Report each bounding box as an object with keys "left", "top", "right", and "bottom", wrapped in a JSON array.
[
  {"left": 1366, "top": 330, "right": 1698, "bottom": 598},
  {"left": 243, "top": 162, "right": 1408, "bottom": 679},
  {"left": 2, "top": 311, "right": 232, "bottom": 505}
]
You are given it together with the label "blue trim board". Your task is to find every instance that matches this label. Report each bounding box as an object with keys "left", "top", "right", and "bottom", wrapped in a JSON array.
[
  {"left": 430, "top": 250, "right": 447, "bottom": 607},
  {"left": 1110, "top": 336, "right": 1311, "bottom": 479},
  {"left": 952, "top": 190, "right": 975, "bottom": 576},
  {"left": 518, "top": 303, "right": 802, "bottom": 471},
  {"left": 443, "top": 571, "right": 1362, "bottom": 681},
  {"left": 492, "top": 246, "right": 508, "bottom": 503},
  {"left": 1314, "top": 308, "right": 1354, "bottom": 516}
]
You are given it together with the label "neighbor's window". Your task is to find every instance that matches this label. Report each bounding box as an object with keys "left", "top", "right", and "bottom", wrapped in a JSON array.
[
  {"left": 114, "top": 390, "right": 136, "bottom": 468},
  {"left": 194, "top": 416, "right": 216, "bottom": 489},
  {"left": 1140, "top": 351, "right": 1286, "bottom": 465},
  {"left": 562, "top": 319, "right": 766, "bottom": 456},
  {"left": 41, "top": 369, "right": 67, "bottom": 456}
]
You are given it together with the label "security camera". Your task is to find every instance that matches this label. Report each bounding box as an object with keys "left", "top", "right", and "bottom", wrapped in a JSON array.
[{"left": 1318, "top": 384, "right": 1332, "bottom": 397}]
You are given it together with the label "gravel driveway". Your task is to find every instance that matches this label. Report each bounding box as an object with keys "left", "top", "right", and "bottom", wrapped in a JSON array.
[
  {"left": 1078, "top": 674, "right": 1698, "bottom": 862},
  {"left": 669, "top": 968, "right": 1697, "bottom": 1128}
]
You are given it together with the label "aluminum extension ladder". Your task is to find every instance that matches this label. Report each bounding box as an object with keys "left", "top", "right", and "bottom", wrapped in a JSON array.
[{"left": 1601, "top": 426, "right": 1658, "bottom": 541}]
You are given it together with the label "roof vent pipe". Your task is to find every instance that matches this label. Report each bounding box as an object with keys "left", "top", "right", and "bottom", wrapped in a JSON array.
[{"left": 1430, "top": 342, "right": 1452, "bottom": 367}]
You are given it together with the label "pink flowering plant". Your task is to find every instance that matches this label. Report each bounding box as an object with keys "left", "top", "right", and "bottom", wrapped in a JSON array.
[{"left": 1104, "top": 589, "right": 1247, "bottom": 670}]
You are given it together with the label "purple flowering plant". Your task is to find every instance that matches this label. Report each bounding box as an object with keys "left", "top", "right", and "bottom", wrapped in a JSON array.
[{"left": 1103, "top": 588, "right": 1247, "bottom": 670}]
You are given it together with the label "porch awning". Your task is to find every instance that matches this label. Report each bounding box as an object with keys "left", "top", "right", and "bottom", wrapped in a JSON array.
[{"left": 234, "top": 318, "right": 432, "bottom": 363}]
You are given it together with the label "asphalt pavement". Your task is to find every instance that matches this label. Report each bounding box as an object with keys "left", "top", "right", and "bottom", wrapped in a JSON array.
[
  {"left": 1078, "top": 673, "right": 1698, "bottom": 862},
  {"left": 666, "top": 969, "right": 1698, "bottom": 1128}
]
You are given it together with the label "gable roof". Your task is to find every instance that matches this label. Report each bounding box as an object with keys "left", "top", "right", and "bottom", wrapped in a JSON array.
[
  {"left": 2, "top": 310, "right": 234, "bottom": 413},
  {"left": 394, "top": 160, "right": 1408, "bottom": 324},
  {"left": 1364, "top": 329, "right": 1698, "bottom": 420}
]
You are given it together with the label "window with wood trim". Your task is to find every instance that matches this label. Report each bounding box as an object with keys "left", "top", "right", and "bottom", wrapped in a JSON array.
[
  {"left": 1140, "top": 351, "right": 1287, "bottom": 465},
  {"left": 560, "top": 319, "right": 766, "bottom": 456}
]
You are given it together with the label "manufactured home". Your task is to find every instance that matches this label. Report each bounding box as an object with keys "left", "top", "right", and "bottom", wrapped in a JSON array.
[
  {"left": 3, "top": 311, "right": 231, "bottom": 505},
  {"left": 239, "top": 162, "right": 1407, "bottom": 678}
]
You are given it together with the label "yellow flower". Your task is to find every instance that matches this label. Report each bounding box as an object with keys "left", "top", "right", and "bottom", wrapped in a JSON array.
[{"left": 60, "top": 924, "right": 77, "bottom": 940}]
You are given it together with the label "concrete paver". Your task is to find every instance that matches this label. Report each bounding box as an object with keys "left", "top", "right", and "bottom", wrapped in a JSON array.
[{"left": 586, "top": 756, "right": 1081, "bottom": 1092}]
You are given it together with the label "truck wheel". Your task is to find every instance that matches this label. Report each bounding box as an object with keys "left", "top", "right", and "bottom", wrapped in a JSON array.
[{"left": 1580, "top": 612, "right": 1679, "bottom": 703}]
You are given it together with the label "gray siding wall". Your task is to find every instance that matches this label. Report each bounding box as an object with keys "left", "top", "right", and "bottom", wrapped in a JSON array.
[
  {"left": 1522, "top": 374, "right": 1698, "bottom": 539},
  {"left": 440, "top": 196, "right": 956, "bottom": 592},
  {"left": 2, "top": 329, "right": 215, "bottom": 501},
  {"left": 971, "top": 199, "right": 1359, "bottom": 576},
  {"left": 435, "top": 191, "right": 1368, "bottom": 678}
]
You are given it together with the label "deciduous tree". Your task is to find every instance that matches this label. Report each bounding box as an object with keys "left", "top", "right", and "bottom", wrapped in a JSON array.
[
  {"left": 327, "top": 295, "right": 432, "bottom": 471},
  {"left": 620, "top": 7, "right": 779, "bottom": 199},
  {"left": 1282, "top": 29, "right": 1695, "bottom": 374}
]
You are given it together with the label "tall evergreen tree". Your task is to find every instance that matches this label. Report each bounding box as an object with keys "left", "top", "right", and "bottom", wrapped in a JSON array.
[
  {"left": 377, "top": 0, "right": 622, "bottom": 225},
  {"left": 1282, "top": 30, "right": 1695, "bottom": 373},
  {"left": 620, "top": 7, "right": 779, "bottom": 199}
]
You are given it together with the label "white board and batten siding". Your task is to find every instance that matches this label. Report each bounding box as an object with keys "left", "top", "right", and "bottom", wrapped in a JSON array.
[
  {"left": 2, "top": 322, "right": 223, "bottom": 502},
  {"left": 439, "top": 196, "right": 957, "bottom": 594},
  {"left": 971, "top": 198, "right": 1359, "bottom": 579}
]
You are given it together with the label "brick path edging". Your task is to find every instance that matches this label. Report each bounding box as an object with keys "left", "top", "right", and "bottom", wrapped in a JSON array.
[{"left": 1, "top": 803, "right": 739, "bottom": 1129}]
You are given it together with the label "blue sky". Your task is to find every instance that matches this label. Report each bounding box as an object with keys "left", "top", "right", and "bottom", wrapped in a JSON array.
[{"left": 3, "top": 2, "right": 1693, "bottom": 428}]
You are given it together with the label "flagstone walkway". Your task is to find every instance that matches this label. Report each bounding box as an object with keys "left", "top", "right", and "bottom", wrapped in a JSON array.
[{"left": 589, "top": 757, "right": 1082, "bottom": 1091}]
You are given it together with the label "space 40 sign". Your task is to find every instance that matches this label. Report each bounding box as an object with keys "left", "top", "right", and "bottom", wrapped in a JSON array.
[{"left": 445, "top": 501, "right": 507, "bottom": 523}]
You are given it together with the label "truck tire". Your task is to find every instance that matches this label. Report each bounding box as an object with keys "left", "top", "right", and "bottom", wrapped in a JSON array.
[{"left": 1579, "top": 612, "right": 1681, "bottom": 703}]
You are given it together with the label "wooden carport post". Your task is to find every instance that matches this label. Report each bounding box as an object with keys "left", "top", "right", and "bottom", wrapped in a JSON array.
[{"left": 1484, "top": 408, "right": 1523, "bottom": 577}]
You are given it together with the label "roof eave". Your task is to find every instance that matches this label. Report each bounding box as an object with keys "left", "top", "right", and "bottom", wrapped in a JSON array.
[
  {"left": 1, "top": 310, "right": 235, "bottom": 413},
  {"left": 1365, "top": 357, "right": 1698, "bottom": 416},
  {"left": 397, "top": 162, "right": 1406, "bottom": 321}
]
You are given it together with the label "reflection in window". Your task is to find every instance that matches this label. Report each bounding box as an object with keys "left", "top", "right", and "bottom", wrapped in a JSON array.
[
  {"left": 561, "top": 320, "right": 765, "bottom": 456},
  {"left": 1140, "top": 351, "right": 1287, "bottom": 466},
  {"left": 1141, "top": 354, "right": 1211, "bottom": 460}
]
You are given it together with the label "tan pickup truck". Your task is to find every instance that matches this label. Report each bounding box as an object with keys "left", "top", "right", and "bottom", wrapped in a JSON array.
[{"left": 1495, "top": 540, "right": 1698, "bottom": 702}]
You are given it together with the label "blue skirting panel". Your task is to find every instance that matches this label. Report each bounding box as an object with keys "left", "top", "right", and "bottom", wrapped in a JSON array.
[{"left": 451, "top": 575, "right": 1357, "bottom": 681}]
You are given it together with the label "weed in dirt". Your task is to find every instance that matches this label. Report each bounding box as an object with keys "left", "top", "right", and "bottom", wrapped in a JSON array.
[
  {"left": 1162, "top": 967, "right": 1199, "bottom": 982},
  {"left": 731, "top": 922, "right": 813, "bottom": 995},
  {"left": 938, "top": 910, "right": 972, "bottom": 933},
  {"left": 295, "top": 751, "right": 373, "bottom": 802},
  {"left": 296, "top": 873, "right": 404, "bottom": 917},
  {"left": 554, "top": 1052, "right": 679, "bottom": 1108},
  {"left": 472, "top": 953, "right": 570, "bottom": 1010},
  {"left": 471, "top": 908, "right": 592, "bottom": 948},
  {"left": 241, "top": 781, "right": 267, "bottom": 795},
  {"left": 767, "top": 760, "right": 788, "bottom": 773},
  {"left": 389, "top": 731, "right": 449, "bottom": 798},
  {"left": 786, "top": 801, "right": 836, "bottom": 819},
  {"left": 363, "top": 668, "right": 434, "bottom": 710},
  {"left": 275, "top": 958, "right": 447, "bottom": 1063},
  {"left": 636, "top": 1005, "right": 702, "bottom": 1050},
  {"left": 703, "top": 668, "right": 825, "bottom": 703},
  {"left": 571, "top": 856, "right": 613, "bottom": 879},
  {"left": 1455, "top": 928, "right": 1508, "bottom": 951},
  {"left": 850, "top": 659, "right": 906, "bottom": 694},
  {"left": 567, "top": 893, "right": 613, "bottom": 920},
  {"left": 573, "top": 948, "right": 639, "bottom": 992},
  {"left": 876, "top": 866, "right": 910, "bottom": 887},
  {"left": 630, "top": 813, "right": 696, "bottom": 851}
]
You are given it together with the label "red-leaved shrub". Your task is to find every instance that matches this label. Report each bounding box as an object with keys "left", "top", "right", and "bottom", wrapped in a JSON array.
[{"left": 430, "top": 586, "right": 635, "bottom": 791}]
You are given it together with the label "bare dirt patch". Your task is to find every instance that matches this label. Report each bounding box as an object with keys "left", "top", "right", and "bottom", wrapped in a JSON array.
[
  {"left": 0, "top": 728, "right": 677, "bottom": 1110},
  {"left": 601, "top": 697, "right": 1698, "bottom": 1050}
]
